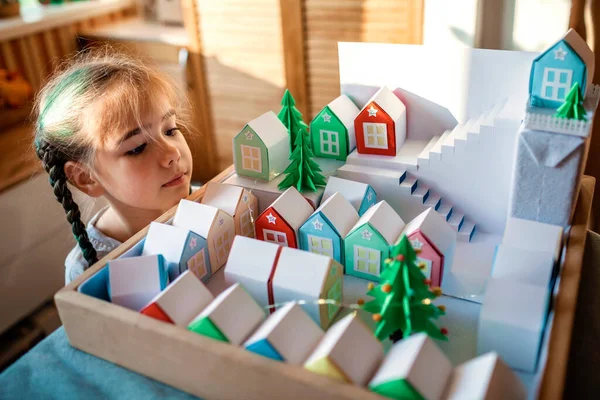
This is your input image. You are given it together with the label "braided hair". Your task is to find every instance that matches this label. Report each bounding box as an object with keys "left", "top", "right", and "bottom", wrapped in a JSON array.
[{"left": 35, "top": 139, "right": 98, "bottom": 267}]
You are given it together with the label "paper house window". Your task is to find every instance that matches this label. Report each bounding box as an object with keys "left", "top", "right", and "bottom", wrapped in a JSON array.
[
  {"left": 241, "top": 145, "right": 262, "bottom": 173},
  {"left": 263, "top": 229, "right": 288, "bottom": 246},
  {"left": 308, "top": 234, "right": 334, "bottom": 258},
  {"left": 240, "top": 209, "right": 253, "bottom": 237},
  {"left": 541, "top": 68, "right": 572, "bottom": 101},
  {"left": 215, "top": 231, "right": 231, "bottom": 264},
  {"left": 363, "top": 123, "right": 387, "bottom": 149},
  {"left": 354, "top": 245, "right": 380, "bottom": 276},
  {"left": 327, "top": 279, "right": 342, "bottom": 320},
  {"left": 319, "top": 130, "right": 340, "bottom": 156},
  {"left": 187, "top": 248, "right": 208, "bottom": 280},
  {"left": 417, "top": 257, "right": 432, "bottom": 280}
]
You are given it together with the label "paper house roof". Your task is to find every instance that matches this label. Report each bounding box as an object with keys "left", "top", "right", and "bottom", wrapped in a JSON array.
[
  {"left": 312, "top": 192, "right": 358, "bottom": 237},
  {"left": 247, "top": 111, "right": 289, "bottom": 149},
  {"left": 362, "top": 86, "right": 405, "bottom": 121},
  {"left": 173, "top": 200, "right": 220, "bottom": 239},
  {"left": 201, "top": 182, "right": 249, "bottom": 217},
  {"left": 142, "top": 222, "right": 190, "bottom": 261},
  {"left": 225, "top": 236, "right": 281, "bottom": 307},
  {"left": 328, "top": 94, "right": 360, "bottom": 149},
  {"left": 270, "top": 187, "right": 314, "bottom": 230},
  {"left": 322, "top": 176, "right": 372, "bottom": 213},
  {"left": 349, "top": 200, "right": 405, "bottom": 244},
  {"left": 273, "top": 247, "right": 333, "bottom": 297},
  {"left": 402, "top": 208, "right": 456, "bottom": 258}
]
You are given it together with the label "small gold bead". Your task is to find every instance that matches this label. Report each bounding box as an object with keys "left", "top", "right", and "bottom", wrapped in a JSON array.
[
  {"left": 438, "top": 305, "right": 446, "bottom": 312},
  {"left": 381, "top": 283, "right": 392, "bottom": 293},
  {"left": 373, "top": 313, "right": 382, "bottom": 322},
  {"left": 367, "top": 282, "right": 375, "bottom": 290},
  {"left": 422, "top": 298, "right": 431, "bottom": 305},
  {"left": 357, "top": 298, "right": 365, "bottom": 306}
]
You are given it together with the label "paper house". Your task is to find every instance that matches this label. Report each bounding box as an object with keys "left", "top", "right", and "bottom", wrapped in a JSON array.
[
  {"left": 321, "top": 176, "right": 377, "bottom": 216},
  {"left": 233, "top": 111, "right": 291, "bottom": 182},
  {"left": 142, "top": 222, "right": 210, "bottom": 282},
  {"left": 502, "top": 217, "right": 563, "bottom": 262},
  {"left": 255, "top": 187, "right": 313, "bottom": 248},
  {"left": 272, "top": 247, "right": 343, "bottom": 329},
  {"left": 244, "top": 302, "right": 323, "bottom": 364},
  {"left": 310, "top": 94, "right": 360, "bottom": 161},
  {"left": 344, "top": 200, "right": 405, "bottom": 282},
  {"left": 299, "top": 193, "right": 359, "bottom": 265},
  {"left": 508, "top": 126, "right": 586, "bottom": 228},
  {"left": 369, "top": 333, "right": 452, "bottom": 400},
  {"left": 492, "top": 244, "right": 555, "bottom": 288},
  {"left": 200, "top": 182, "right": 258, "bottom": 238},
  {"left": 108, "top": 254, "right": 168, "bottom": 311},
  {"left": 304, "top": 313, "right": 383, "bottom": 385},
  {"left": 401, "top": 208, "right": 457, "bottom": 288},
  {"left": 188, "top": 283, "right": 266, "bottom": 345},
  {"left": 140, "top": 270, "right": 214, "bottom": 326},
  {"left": 173, "top": 200, "right": 235, "bottom": 274},
  {"left": 529, "top": 29, "right": 594, "bottom": 109},
  {"left": 354, "top": 86, "right": 407, "bottom": 156},
  {"left": 477, "top": 278, "right": 549, "bottom": 372},
  {"left": 443, "top": 352, "right": 526, "bottom": 400},
  {"left": 224, "top": 235, "right": 282, "bottom": 310}
]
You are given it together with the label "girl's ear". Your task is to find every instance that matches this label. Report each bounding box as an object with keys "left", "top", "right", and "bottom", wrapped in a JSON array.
[{"left": 64, "top": 161, "right": 104, "bottom": 197}]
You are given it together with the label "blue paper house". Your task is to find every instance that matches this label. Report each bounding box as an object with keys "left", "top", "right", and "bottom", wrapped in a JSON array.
[
  {"left": 529, "top": 29, "right": 594, "bottom": 109},
  {"left": 299, "top": 192, "right": 359, "bottom": 265}
]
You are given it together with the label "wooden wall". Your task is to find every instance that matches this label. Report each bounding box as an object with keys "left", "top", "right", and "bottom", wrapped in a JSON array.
[{"left": 185, "top": 0, "right": 424, "bottom": 173}]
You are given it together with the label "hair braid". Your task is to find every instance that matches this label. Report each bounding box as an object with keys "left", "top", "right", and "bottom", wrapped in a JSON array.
[{"left": 36, "top": 140, "right": 98, "bottom": 269}]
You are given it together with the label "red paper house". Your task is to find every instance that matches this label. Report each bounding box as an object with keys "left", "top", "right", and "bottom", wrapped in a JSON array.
[
  {"left": 255, "top": 187, "right": 314, "bottom": 248},
  {"left": 354, "top": 86, "right": 407, "bottom": 156}
]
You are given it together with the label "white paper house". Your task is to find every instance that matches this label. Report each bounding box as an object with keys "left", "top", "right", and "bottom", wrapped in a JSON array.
[
  {"left": 321, "top": 176, "right": 377, "bottom": 216},
  {"left": 272, "top": 246, "right": 343, "bottom": 329},
  {"left": 492, "top": 244, "right": 555, "bottom": 288},
  {"left": 304, "top": 313, "right": 383, "bottom": 385},
  {"left": 255, "top": 187, "right": 314, "bottom": 249},
  {"left": 369, "top": 333, "right": 452, "bottom": 400},
  {"left": 401, "top": 208, "right": 457, "bottom": 288},
  {"left": 108, "top": 254, "right": 168, "bottom": 312},
  {"left": 200, "top": 182, "right": 258, "bottom": 238},
  {"left": 173, "top": 200, "right": 235, "bottom": 274},
  {"left": 443, "top": 352, "right": 526, "bottom": 400},
  {"left": 224, "top": 235, "right": 282, "bottom": 310},
  {"left": 244, "top": 301, "right": 324, "bottom": 365},
  {"left": 502, "top": 217, "right": 563, "bottom": 263},
  {"left": 140, "top": 270, "right": 214, "bottom": 327},
  {"left": 188, "top": 283, "right": 266, "bottom": 345}
]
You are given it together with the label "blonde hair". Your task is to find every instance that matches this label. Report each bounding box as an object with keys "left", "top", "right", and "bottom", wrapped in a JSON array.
[{"left": 33, "top": 48, "right": 191, "bottom": 268}]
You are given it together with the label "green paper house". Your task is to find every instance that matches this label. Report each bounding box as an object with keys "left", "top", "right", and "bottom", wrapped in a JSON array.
[
  {"left": 344, "top": 200, "right": 405, "bottom": 282},
  {"left": 233, "top": 111, "right": 291, "bottom": 182},
  {"left": 310, "top": 94, "right": 360, "bottom": 161},
  {"left": 188, "top": 283, "right": 266, "bottom": 345},
  {"left": 369, "top": 333, "right": 452, "bottom": 400}
]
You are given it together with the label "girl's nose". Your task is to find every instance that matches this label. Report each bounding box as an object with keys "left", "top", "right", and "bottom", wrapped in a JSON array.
[{"left": 160, "top": 141, "right": 181, "bottom": 168}]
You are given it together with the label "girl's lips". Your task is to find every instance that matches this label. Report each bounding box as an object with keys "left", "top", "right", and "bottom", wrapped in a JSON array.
[{"left": 163, "top": 173, "right": 185, "bottom": 187}]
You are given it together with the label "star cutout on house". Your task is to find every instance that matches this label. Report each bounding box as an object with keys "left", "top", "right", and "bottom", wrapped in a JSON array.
[
  {"left": 218, "top": 218, "right": 224, "bottom": 226},
  {"left": 410, "top": 238, "right": 423, "bottom": 250},
  {"left": 266, "top": 213, "right": 277, "bottom": 224},
  {"left": 367, "top": 191, "right": 373, "bottom": 201},
  {"left": 554, "top": 47, "right": 568, "bottom": 61},
  {"left": 361, "top": 230, "right": 372, "bottom": 241},
  {"left": 322, "top": 112, "right": 332, "bottom": 123},
  {"left": 312, "top": 218, "right": 323, "bottom": 231},
  {"left": 367, "top": 105, "right": 378, "bottom": 117},
  {"left": 242, "top": 194, "right": 249, "bottom": 203},
  {"left": 244, "top": 130, "right": 254, "bottom": 140},
  {"left": 189, "top": 237, "right": 197, "bottom": 250}
]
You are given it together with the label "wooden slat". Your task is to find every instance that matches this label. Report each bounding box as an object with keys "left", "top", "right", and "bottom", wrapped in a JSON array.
[
  {"left": 1, "top": 41, "right": 18, "bottom": 72},
  {"left": 16, "top": 38, "right": 39, "bottom": 90},
  {"left": 57, "top": 25, "right": 77, "bottom": 56},
  {"left": 42, "top": 30, "right": 60, "bottom": 66},
  {"left": 26, "top": 35, "right": 46, "bottom": 88}
]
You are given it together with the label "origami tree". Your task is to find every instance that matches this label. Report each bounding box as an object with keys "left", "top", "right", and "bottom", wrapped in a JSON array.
[
  {"left": 555, "top": 82, "right": 587, "bottom": 121},
  {"left": 278, "top": 127, "right": 327, "bottom": 193},
  {"left": 277, "top": 89, "right": 309, "bottom": 152},
  {"left": 360, "top": 235, "right": 448, "bottom": 342}
]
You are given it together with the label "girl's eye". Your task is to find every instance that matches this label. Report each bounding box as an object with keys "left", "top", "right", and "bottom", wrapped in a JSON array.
[
  {"left": 125, "top": 143, "right": 147, "bottom": 156},
  {"left": 166, "top": 128, "right": 180, "bottom": 137}
]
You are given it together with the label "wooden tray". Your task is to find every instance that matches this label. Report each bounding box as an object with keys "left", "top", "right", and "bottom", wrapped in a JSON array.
[{"left": 54, "top": 167, "right": 595, "bottom": 400}]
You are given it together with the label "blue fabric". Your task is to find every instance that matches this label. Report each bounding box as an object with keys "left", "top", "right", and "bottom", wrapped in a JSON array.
[{"left": 0, "top": 327, "right": 200, "bottom": 400}]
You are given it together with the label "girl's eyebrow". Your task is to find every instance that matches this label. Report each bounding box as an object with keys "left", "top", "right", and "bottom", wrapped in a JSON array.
[{"left": 118, "top": 109, "right": 176, "bottom": 145}]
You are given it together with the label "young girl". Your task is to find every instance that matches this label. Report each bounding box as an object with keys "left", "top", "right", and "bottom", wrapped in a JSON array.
[{"left": 33, "top": 50, "right": 194, "bottom": 284}]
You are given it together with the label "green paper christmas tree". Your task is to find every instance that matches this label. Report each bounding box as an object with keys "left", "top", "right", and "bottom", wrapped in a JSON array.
[
  {"left": 360, "top": 235, "right": 448, "bottom": 342},
  {"left": 277, "top": 127, "right": 327, "bottom": 193},
  {"left": 555, "top": 82, "right": 587, "bottom": 121},
  {"left": 277, "top": 89, "right": 310, "bottom": 152}
]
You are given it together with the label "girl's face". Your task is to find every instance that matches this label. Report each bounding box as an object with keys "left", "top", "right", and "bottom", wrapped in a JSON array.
[{"left": 90, "top": 99, "right": 193, "bottom": 213}]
